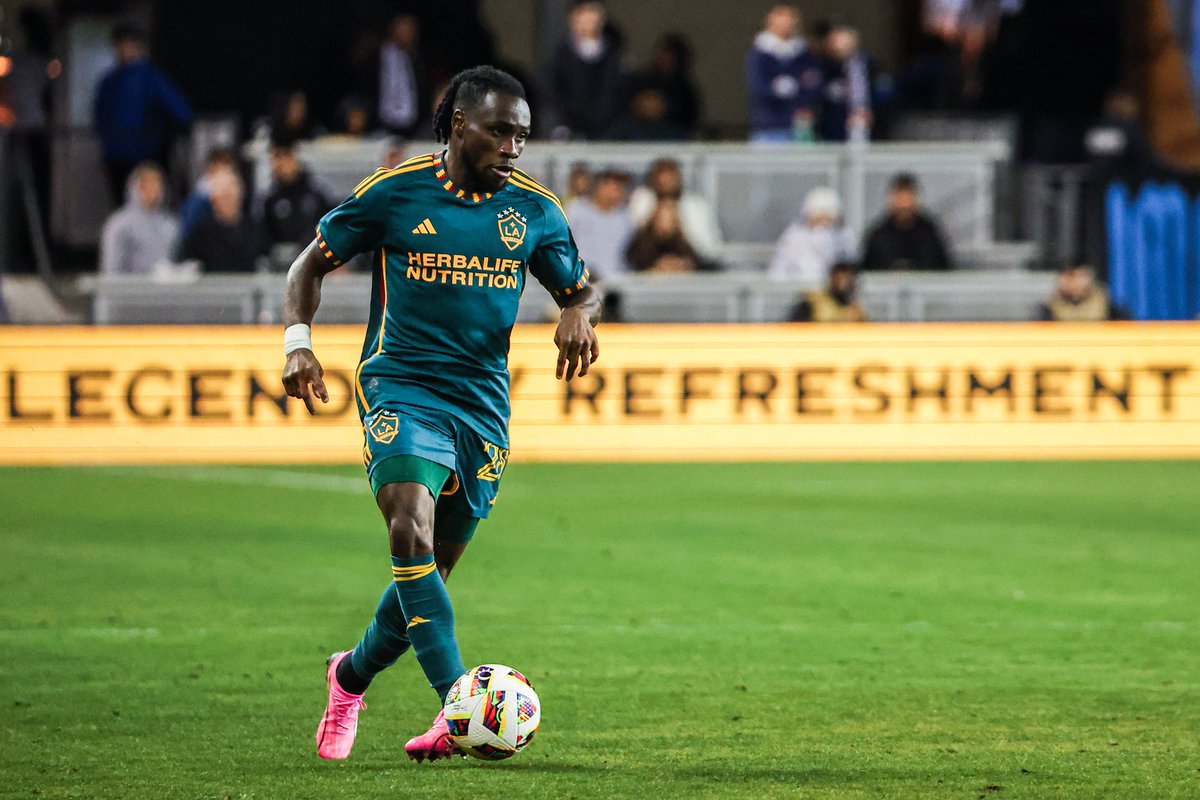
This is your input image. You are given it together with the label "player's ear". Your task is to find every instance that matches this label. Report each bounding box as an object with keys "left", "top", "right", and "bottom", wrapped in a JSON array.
[{"left": 451, "top": 108, "right": 467, "bottom": 138}]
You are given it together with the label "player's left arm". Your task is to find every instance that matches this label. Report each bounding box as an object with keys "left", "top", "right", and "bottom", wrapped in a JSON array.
[
  {"left": 553, "top": 284, "right": 601, "bottom": 381},
  {"left": 528, "top": 201, "right": 601, "bottom": 381}
]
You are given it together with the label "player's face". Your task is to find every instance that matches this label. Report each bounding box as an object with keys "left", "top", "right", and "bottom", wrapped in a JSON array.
[{"left": 456, "top": 92, "right": 532, "bottom": 193}]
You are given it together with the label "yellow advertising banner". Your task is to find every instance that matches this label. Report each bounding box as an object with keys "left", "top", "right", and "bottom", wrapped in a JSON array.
[{"left": 2, "top": 323, "right": 1199, "bottom": 464}]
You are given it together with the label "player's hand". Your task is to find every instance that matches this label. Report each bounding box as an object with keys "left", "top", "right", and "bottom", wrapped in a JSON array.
[
  {"left": 282, "top": 349, "right": 329, "bottom": 415},
  {"left": 554, "top": 307, "right": 599, "bottom": 381}
]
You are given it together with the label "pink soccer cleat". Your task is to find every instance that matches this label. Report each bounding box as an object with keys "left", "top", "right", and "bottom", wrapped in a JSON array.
[
  {"left": 404, "top": 708, "right": 462, "bottom": 763},
  {"left": 315, "top": 651, "right": 367, "bottom": 760}
]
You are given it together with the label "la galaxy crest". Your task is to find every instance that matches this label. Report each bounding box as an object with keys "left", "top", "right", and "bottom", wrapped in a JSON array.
[
  {"left": 497, "top": 207, "right": 528, "bottom": 251},
  {"left": 368, "top": 411, "right": 400, "bottom": 444}
]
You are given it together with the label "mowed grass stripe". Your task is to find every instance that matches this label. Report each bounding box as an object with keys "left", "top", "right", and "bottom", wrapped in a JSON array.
[{"left": 0, "top": 461, "right": 1197, "bottom": 799}]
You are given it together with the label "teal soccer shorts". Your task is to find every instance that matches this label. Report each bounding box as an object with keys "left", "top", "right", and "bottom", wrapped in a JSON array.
[{"left": 361, "top": 401, "right": 508, "bottom": 524}]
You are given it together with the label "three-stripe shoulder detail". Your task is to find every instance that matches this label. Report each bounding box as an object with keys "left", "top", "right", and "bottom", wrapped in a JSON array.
[
  {"left": 353, "top": 154, "right": 436, "bottom": 198},
  {"left": 507, "top": 170, "right": 566, "bottom": 214}
]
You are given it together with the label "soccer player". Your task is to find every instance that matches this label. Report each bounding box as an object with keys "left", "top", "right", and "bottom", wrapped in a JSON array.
[{"left": 280, "top": 65, "right": 600, "bottom": 762}]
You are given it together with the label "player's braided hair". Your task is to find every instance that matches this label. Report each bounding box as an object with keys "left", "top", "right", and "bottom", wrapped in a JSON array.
[{"left": 432, "top": 65, "right": 527, "bottom": 144}]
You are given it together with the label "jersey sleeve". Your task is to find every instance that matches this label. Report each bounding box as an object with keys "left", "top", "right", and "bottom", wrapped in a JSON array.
[
  {"left": 315, "top": 176, "right": 390, "bottom": 266},
  {"left": 528, "top": 201, "right": 590, "bottom": 300}
]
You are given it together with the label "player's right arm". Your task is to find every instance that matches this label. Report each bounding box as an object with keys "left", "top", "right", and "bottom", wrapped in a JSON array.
[
  {"left": 281, "top": 240, "right": 339, "bottom": 414},
  {"left": 281, "top": 169, "right": 391, "bottom": 413}
]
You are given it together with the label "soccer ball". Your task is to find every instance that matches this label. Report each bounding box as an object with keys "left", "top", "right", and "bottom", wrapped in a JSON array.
[{"left": 443, "top": 664, "right": 540, "bottom": 760}]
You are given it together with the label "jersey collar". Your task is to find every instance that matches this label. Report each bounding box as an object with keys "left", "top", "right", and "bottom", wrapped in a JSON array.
[{"left": 433, "top": 151, "right": 494, "bottom": 203}]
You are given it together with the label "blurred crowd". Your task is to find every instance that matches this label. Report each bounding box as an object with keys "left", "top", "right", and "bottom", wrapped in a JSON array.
[
  {"left": 565, "top": 158, "right": 973, "bottom": 322},
  {"left": 0, "top": 0, "right": 1144, "bottom": 324}
]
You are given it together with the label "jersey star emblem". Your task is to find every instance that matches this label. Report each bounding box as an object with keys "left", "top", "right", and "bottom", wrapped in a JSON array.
[{"left": 496, "top": 207, "right": 528, "bottom": 251}]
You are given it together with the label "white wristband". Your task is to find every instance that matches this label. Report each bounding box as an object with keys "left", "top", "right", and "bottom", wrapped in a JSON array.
[{"left": 284, "top": 323, "right": 312, "bottom": 356}]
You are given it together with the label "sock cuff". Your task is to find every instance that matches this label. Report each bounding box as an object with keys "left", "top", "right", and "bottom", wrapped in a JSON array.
[
  {"left": 392, "top": 553, "right": 437, "bottom": 582},
  {"left": 391, "top": 554, "right": 435, "bottom": 567}
]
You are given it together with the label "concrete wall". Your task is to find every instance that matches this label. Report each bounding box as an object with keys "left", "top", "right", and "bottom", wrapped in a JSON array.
[{"left": 481, "top": 0, "right": 902, "bottom": 135}]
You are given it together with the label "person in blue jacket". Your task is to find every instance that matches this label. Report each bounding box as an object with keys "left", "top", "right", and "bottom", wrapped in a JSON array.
[
  {"left": 94, "top": 25, "right": 194, "bottom": 206},
  {"left": 744, "top": 5, "right": 824, "bottom": 142}
]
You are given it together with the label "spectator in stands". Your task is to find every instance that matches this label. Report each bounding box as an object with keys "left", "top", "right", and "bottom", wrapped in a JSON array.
[
  {"left": 565, "top": 168, "right": 634, "bottom": 281},
  {"left": 625, "top": 34, "right": 701, "bottom": 138},
  {"left": 332, "top": 96, "right": 374, "bottom": 139},
  {"left": 768, "top": 186, "right": 857, "bottom": 283},
  {"left": 817, "top": 25, "right": 882, "bottom": 142},
  {"left": 268, "top": 90, "right": 320, "bottom": 141},
  {"left": 791, "top": 262, "right": 868, "bottom": 322},
  {"left": 1085, "top": 90, "right": 1160, "bottom": 172},
  {"left": 178, "top": 148, "right": 239, "bottom": 243},
  {"left": 549, "top": 0, "right": 625, "bottom": 139},
  {"left": 861, "top": 173, "right": 953, "bottom": 271},
  {"left": 629, "top": 158, "right": 723, "bottom": 264},
  {"left": 610, "top": 87, "right": 685, "bottom": 141},
  {"left": 626, "top": 199, "right": 710, "bottom": 273},
  {"left": 6, "top": 5, "right": 60, "bottom": 270},
  {"left": 565, "top": 163, "right": 594, "bottom": 204},
  {"left": 893, "top": 28, "right": 973, "bottom": 112},
  {"left": 375, "top": 14, "right": 431, "bottom": 138},
  {"left": 99, "top": 162, "right": 179, "bottom": 275},
  {"left": 256, "top": 135, "right": 334, "bottom": 266},
  {"left": 1037, "top": 264, "right": 1129, "bottom": 322},
  {"left": 985, "top": 0, "right": 1119, "bottom": 163},
  {"left": 809, "top": 17, "right": 835, "bottom": 59},
  {"left": 745, "top": 5, "right": 824, "bottom": 142},
  {"left": 93, "top": 24, "right": 194, "bottom": 205},
  {"left": 179, "top": 170, "right": 261, "bottom": 272}
]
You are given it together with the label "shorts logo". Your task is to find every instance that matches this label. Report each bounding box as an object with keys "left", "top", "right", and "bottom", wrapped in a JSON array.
[
  {"left": 368, "top": 412, "right": 400, "bottom": 444},
  {"left": 476, "top": 440, "right": 509, "bottom": 482},
  {"left": 497, "top": 207, "right": 527, "bottom": 251}
]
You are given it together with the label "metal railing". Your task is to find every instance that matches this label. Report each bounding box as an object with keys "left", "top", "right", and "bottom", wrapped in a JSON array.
[{"left": 80, "top": 269, "right": 1057, "bottom": 326}]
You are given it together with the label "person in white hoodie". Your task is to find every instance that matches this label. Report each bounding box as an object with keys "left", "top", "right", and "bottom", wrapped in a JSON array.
[
  {"left": 768, "top": 186, "right": 857, "bottom": 283},
  {"left": 99, "top": 162, "right": 179, "bottom": 275},
  {"left": 629, "top": 158, "right": 724, "bottom": 265}
]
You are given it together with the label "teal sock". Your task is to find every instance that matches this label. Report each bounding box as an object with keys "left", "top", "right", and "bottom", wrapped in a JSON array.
[
  {"left": 390, "top": 554, "right": 466, "bottom": 702},
  {"left": 344, "top": 583, "right": 412, "bottom": 693}
]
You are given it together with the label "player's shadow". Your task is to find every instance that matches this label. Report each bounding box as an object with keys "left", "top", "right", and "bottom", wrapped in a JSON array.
[
  {"left": 469, "top": 760, "right": 609, "bottom": 773},
  {"left": 342, "top": 752, "right": 945, "bottom": 785},
  {"left": 500, "top": 760, "right": 943, "bottom": 787},
  {"left": 341, "top": 759, "right": 611, "bottom": 773}
]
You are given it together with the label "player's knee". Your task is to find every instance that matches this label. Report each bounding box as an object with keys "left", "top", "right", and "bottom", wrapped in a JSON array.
[{"left": 386, "top": 508, "right": 435, "bottom": 557}]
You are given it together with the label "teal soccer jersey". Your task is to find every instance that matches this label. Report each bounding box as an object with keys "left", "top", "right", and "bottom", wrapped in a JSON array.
[{"left": 316, "top": 151, "right": 589, "bottom": 448}]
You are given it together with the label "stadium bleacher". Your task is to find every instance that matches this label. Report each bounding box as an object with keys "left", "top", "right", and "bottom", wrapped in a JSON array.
[
  {"left": 77, "top": 137, "right": 1045, "bottom": 324},
  {"left": 248, "top": 138, "right": 1011, "bottom": 255}
]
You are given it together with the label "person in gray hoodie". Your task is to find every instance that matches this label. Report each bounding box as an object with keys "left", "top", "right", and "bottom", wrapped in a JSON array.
[{"left": 99, "top": 162, "right": 179, "bottom": 275}]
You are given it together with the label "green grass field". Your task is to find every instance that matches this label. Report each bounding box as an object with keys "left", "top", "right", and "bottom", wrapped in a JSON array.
[{"left": 2, "top": 461, "right": 1198, "bottom": 799}]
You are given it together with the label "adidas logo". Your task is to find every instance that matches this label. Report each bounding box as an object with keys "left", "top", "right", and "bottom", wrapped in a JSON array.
[{"left": 411, "top": 218, "right": 437, "bottom": 235}]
